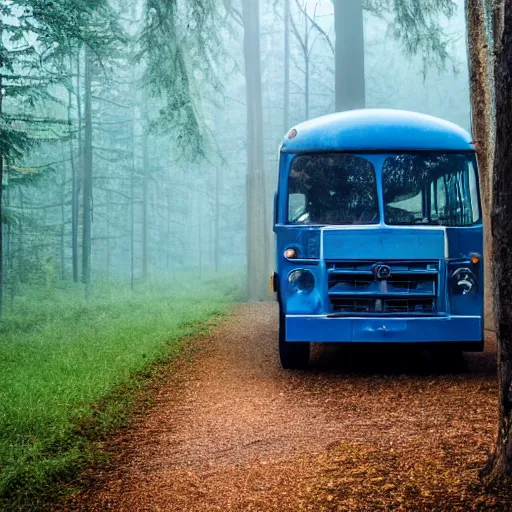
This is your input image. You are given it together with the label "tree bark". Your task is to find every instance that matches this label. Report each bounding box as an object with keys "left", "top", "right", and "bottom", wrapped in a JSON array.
[
  {"left": 333, "top": 0, "right": 365, "bottom": 111},
  {"left": 466, "top": 0, "right": 495, "bottom": 331},
  {"left": 481, "top": 0, "right": 512, "bottom": 485},
  {"left": 494, "top": 0, "right": 505, "bottom": 57},
  {"left": 242, "top": 0, "right": 271, "bottom": 301},
  {"left": 82, "top": 46, "right": 93, "bottom": 292},
  {"left": 467, "top": 0, "right": 494, "bottom": 211}
]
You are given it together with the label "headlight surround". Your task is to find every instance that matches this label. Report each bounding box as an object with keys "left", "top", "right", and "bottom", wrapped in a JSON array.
[
  {"left": 451, "top": 267, "right": 478, "bottom": 295},
  {"left": 288, "top": 269, "right": 315, "bottom": 294}
]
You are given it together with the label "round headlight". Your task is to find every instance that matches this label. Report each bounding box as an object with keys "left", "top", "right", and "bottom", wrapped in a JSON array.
[
  {"left": 451, "top": 267, "right": 477, "bottom": 295},
  {"left": 288, "top": 269, "right": 315, "bottom": 294}
]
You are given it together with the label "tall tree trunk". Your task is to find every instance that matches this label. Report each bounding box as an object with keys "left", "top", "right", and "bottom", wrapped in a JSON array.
[
  {"left": 214, "top": 166, "right": 220, "bottom": 272},
  {"left": 76, "top": 50, "right": 83, "bottom": 281},
  {"left": 106, "top": 189, "right": 110, "bottom": 281},
  {"left": 69, "top": 57, "right": 79, "bottom": 283},
  {"left": 166, "top": 184, "right": 171, "bottom": 273},
  {"left": 0, "top": 20, "right": 4, "bottom": 315},
  {"left": 60, "top": 165, "right": 66, "bottom": 279},
  {"left": 481, "top": 0, "right": 512, "bottom": 485},
  {"left": 5, "top": 163, "right": 11, "bottom": 303},
  {"left": 18, "top": 189, "right": 24, "bottom": 282},
  {"left": 466, "top": 0, "right": 495, "bottom": 331},
  {"left": 242, "top": 0, "right": 271, "bottom": 301},
  {"left": 208, "top": 212, "right": 214, "bottom": 270},
  {"left": 284, "top": 0, "right": 290, "bottom": 131},
  {"left": 130, "top": 112, "right": 135, "bottom": 291},
  {"left": 333, "top": 0, "right": 365, "bottom": 111},
  {"left": 198, "top": 194, "right": 202, "bottom": 281},
  {"left": 142, "top": 101, "right": 149, "bottom": 281},
  {"left": 82, "top": 46, "right": 93, "bottom": 291}
]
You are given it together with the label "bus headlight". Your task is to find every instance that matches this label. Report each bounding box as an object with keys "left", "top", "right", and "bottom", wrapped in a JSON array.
[
  {"left": 451, "top": 268, "right": 478, "bottom": 295},
  {"left": 288, "top": 269, "right": 315, "bottom": 294}
]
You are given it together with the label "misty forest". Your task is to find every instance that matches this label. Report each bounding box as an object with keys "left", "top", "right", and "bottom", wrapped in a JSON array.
[{"left": 3, "top": 0, "right": 512, "bottom": 510}]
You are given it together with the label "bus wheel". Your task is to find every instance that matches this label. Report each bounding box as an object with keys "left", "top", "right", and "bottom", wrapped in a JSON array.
[{"left": 278, "top": 306, "right": 310, "bottom": 369}]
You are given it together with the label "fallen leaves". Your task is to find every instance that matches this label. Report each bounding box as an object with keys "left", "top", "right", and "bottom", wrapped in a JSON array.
[{"left": 64, "top": 306, "right": 509, "bottom": 511}]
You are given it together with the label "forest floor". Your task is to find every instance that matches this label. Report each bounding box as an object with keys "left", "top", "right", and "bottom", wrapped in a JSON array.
[{"left": 62, "top": 303, "right": 511, "bottom": 512}]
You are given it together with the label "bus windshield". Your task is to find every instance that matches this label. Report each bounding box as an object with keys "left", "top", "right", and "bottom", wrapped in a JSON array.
[
  {"left": 383, "top": 153, "right": 480, "bottom": 226},
  {"left": 287, "top": 154, "right": 379, "bottom": 225}
]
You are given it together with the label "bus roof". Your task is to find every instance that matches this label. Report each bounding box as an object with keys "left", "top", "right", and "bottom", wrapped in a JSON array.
[{"left": 281, "top": 109, "right": 474, "bottom": 153}]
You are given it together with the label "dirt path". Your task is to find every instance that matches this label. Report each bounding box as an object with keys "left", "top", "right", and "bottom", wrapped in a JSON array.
[{"left": 67, "top": 303, "right": 505, "bottom": 511}]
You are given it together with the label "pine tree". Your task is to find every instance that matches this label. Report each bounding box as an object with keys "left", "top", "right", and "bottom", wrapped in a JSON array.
[{"left": 0, "top": 0, "right": 122, "bottom": 309}]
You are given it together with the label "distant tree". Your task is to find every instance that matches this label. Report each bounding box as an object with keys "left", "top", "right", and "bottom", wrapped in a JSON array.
[
  {"left": 241, "top": 0, "right": 271, "bottom": 300},
  {"left": 141, "top": 97, "right": 150, "bottom": 281},
  {"left": 481, "top": 0, "right": 512, "bottom": 485},
  {"left": 0, "top": 0, "right": 120, "bottom": 309},
  {"left": 82, "top": 46, "right": 93, "bottom": 289},
  {"left": 289, "top": 0, "right": 334, "bottom": 120},
  {"left": 68, "top": 57, "right": 80, "bottom": 283},
  {"left": 333, "top": 0, "right": 365, "bottom": 111},
  {"left": 138, "top": 0, "right": 228, "bottom": 281},
  {"left": 284, "top": 0, "right": 290, "bottom": 131},
  {"left": 332, "top": 0, "right": 457, "bottom": 111}
]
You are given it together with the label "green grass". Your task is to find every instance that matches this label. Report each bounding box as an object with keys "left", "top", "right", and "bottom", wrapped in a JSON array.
[{"left": 0, "top": 274, "right": 241, "bottom": 510}]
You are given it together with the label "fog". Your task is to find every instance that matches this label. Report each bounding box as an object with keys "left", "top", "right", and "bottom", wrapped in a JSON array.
[{"left": 0, "top": 0, "right": 470, "bottom": 305}]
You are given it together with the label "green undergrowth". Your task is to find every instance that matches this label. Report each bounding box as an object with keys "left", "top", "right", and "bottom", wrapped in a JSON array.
[{"left": 0, "top": 273, "right": 241, "bottom": 510}]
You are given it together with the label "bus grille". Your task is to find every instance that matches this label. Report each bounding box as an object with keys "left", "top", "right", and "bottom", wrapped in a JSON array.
[{"left": 327, "top": 261, "right": 439, "bottom": 316}]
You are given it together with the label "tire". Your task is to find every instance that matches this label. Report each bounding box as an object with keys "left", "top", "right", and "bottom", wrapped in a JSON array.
[{"left": 278, "top": 305, "right": 310, "bottom": 369}]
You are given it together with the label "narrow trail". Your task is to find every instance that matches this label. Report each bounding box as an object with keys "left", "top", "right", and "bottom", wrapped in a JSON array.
[{"left": 67, "top": 303, "right": 501, "bottom": 511}]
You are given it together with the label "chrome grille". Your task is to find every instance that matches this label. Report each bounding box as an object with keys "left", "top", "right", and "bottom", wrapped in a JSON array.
[{"left": 327, "top": 261, "right": 439, "bottom": 316}]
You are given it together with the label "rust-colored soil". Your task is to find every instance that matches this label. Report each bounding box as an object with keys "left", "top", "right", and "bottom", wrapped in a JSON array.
[{"left": 65, "top": 303, "right": 509, "bottom": 511}]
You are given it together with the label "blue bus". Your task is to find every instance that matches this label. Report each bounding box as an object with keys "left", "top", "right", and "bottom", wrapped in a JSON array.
[{"left": 272, "top": 109, "right": 483, "bottom": 369}]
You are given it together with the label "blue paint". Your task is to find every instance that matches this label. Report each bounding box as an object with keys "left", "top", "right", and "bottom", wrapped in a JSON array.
[
  {"left": 322, "top": 228, "right": 446, "bottom": 260},
  {"left": 281, "top": 109, "right": 474, "bottom": 153},
  {"left": 274, "top": 109, "right": 484, "bottom": 348},
  {"left": 286, "top": 316, "right": 482, "bottom": 343}
]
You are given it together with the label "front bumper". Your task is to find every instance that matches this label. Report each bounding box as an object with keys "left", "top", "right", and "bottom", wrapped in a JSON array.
[{"left": 286, "top": 315, "right": 483, "bottom": 347}]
